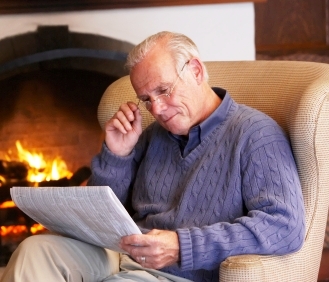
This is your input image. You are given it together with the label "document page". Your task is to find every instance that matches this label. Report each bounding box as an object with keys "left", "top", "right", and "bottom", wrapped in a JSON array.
[{"left": 10, "top": 186, "right": 141, "bottom": 253}]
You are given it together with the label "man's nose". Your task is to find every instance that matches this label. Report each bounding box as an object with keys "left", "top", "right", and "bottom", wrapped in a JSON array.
[{"left": 150, "top": 100, "right": 167, "bottom": 115}]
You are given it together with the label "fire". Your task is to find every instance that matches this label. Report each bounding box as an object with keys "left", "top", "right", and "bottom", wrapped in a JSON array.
[
  {"left": 1, "top": 141, "right": 74, "bottom": 239},
  {"left": 1, "top": 224, "right": 44, "bottom": 237},
  {"left": 15, "top": 140, "right": 73, "bottom": 183},
  {"left": 0, "top": 200, "right": 16, "bottom": 208},
  {"left": 1, "top": 225, "right": 27, "bottom": 237}
]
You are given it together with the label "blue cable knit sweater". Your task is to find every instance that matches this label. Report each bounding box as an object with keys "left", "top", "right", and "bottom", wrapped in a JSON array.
[{"left": 89, "top": 92, "right": 305, "bottom": 282}]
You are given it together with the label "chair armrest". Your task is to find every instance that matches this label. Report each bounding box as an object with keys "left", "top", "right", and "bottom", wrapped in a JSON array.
[{"left": 219, "top": 254, "right": 265, "bottom": 282}]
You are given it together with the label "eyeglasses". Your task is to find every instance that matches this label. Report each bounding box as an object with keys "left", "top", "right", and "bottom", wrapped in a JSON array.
[{"left": 137, "top": 61, "right": 189, "bottom": 111}]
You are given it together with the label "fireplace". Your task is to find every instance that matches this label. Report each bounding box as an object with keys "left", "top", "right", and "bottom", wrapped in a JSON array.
[
  {"left": 0, "top": 25, "right": 134, "bottom": 167},
  {"left": 0, "top": 25, "right": 134, "bottom": 265},
  {"left": 0, "top": 69, "right": 110, "bottom": 174}
]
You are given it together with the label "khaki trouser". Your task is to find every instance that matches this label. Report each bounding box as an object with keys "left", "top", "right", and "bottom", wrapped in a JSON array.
[{"left": 0, "top": 234, "right": 192, "bottom": 282}]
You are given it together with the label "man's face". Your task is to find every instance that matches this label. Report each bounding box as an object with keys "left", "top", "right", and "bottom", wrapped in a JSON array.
[{"left": 130, "top": 48, "right": 204, "bottom": 136}]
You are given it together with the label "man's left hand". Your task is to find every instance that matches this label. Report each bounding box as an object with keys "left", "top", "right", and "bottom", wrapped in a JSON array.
[{"left": 120, "top": 229, "right": 180, "bottom": 269}]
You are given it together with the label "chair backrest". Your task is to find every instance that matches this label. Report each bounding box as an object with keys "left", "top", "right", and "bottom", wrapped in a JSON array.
[
  {"left": 98, "top": 60, "right": 329, "bottom": 281},
  {"left": 98, "top": 76, "right": 154, "bottom": 132},
  {"left": 205, "top": 61, "right": 329, "bottom": 235}
]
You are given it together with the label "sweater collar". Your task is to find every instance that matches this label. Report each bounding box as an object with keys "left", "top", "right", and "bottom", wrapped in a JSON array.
[{"left": 168, "top": 87, "right": 232, "bottom": 154}]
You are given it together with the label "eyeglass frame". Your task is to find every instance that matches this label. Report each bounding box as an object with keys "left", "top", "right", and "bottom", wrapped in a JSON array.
[{"left": 136, "top": 60, "right": 190, "bottom": 111}]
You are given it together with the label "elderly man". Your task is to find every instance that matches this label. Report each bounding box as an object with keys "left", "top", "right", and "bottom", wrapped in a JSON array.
[{"left": 1, "top": 31, "right": 305, "bottom": 282}]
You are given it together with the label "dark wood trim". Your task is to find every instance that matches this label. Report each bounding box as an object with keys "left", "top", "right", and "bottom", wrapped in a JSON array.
[
  {"left": 257, "top": 43, "right": 329, "bottom": 55},
  {"left": 326, "top": 0, "right": 329, "bottom": 44},
  {"left": 255, "top": 0, "right": 329, "bottom": 58},
  {"left": 0, "top": 0, "right": 266, "bottom": 15},
  {"left": 318, "top": 248, "right": 329, "bottom": 282}
]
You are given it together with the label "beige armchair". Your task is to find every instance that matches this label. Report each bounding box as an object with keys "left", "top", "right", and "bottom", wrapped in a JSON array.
[{"left": 98, "top": 61, "right": 329, "bottom": 282}]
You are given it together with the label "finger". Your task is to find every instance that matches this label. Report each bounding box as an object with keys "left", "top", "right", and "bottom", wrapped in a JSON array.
[
  {"left": 135, "top": 252, "right": 155, "bottom": 269},
  {"left": 138, "top": 256, "right": 147, "bottom": 266},
  {"left": 120, "top": 235, "right": 150, "bottom": 258},
  {"left": 119, "top": 103, "right": 137, "bottom": 122},
  {"left": 106, "top": 118, "right": 129, "bottom": 134},
  {"left": 114, "top": 110, "right": 133, "bottom": 132},
  {"left": 115, "top": 101, "right": 142, "bottom": 131},
  {"left": 105, "top": 112, "right": 132, "bottom": 134},
  {"left": 127, "top": 101, "right": 139, "bottom": 112},
  {"left": 121, "top": 234, "right": 149, "bottom": 247},
  {"left": 121, "top": 244, "right": 151, "bottom": 266}
]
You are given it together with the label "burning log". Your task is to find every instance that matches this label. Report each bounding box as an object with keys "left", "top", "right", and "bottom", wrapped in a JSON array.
[
  {"left": 0, "top": 143, "right": 92, "bottom": 266},
  {"left": 0, "top": 163, "right": 92, "bottom": 265},
  {"left": 0, "top": 164, "right": 91, "bottom": 203},
  {"left": 0, "top": 160, "right": 28, "bottom": 183},
  {"left": 37, "top": 166, "right": 91, "bottom": 187},
  {"left": 0, "top": 181, "right": 27, "bottom": 203}
]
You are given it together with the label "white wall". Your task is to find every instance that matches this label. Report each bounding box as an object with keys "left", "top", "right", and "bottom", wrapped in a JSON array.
[{"left": 0, "top": 3, "right": 255, "bottom": 61}]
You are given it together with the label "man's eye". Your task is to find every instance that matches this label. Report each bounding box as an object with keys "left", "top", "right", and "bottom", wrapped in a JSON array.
[
  {"left": 139, "top": 97, "right": 150, "bottom": 102},
  {"left": 159, "top": 88, "right": 169, "bottom": 94}
]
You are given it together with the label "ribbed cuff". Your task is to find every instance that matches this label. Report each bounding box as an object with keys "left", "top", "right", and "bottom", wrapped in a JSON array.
[{"left": 177, "top": 228, "right": 194, "bottom": 271}]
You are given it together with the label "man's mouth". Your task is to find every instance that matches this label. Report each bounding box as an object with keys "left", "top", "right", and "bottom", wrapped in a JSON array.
[{"left": 162, "top": 114, "right": 176, "bottom": 123}]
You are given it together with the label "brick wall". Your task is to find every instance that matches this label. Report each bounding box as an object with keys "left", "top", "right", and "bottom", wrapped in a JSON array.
[
  {"left": 0, "top": 26, "right": 132, "bottom": 176},
  {"left": 0, "top": 69, "right": 114, "bottom": 174}
]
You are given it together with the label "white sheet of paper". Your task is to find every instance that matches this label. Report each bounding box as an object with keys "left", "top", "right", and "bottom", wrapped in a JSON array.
[{"left": 10, "top": 186, "right": 141, "bottom": 253}]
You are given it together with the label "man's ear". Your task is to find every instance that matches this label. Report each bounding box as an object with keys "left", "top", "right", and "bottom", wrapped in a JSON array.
[{"left": 188, "top": 58, "right": 204, "bottom": 85}]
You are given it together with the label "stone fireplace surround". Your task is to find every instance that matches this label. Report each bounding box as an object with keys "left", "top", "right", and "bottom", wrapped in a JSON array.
[{"left": 0, "top": 25, "right": 133, "bottom": 80}]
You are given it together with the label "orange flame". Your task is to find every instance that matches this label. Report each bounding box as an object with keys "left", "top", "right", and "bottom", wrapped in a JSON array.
[
  {"left": 15, "top": 141, "right": 73, "bottom": 183},
  {"left": 1, "top": 141, "right": 73, "bottom": 237},
  {"left": 1, "top": 224, "right": 44, "bottom": 236},
  {"left": 1, "top": 225, "right": 28, "bottom": 237},
  {"left": 0, "top": 201, "right": 16, "bottom": 209}
]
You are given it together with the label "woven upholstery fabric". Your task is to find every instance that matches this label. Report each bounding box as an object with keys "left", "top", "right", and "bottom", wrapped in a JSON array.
[
  {"left": 97, "top": 60, "right": 329, "bottom": 282},
  {"left": 98, "top": 77, "right": 154, "bottom": 131},
  {"left": 206, "top": 61, "right": 329, "bottom": 282}
]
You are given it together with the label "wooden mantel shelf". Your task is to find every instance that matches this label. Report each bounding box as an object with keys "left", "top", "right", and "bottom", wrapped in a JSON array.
[{"left": 0, "top": 0, "right": 266, "bottom": 15}]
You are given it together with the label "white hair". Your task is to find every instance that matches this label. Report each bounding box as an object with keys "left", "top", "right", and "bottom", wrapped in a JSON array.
[{"left": 125, "top": 31, "right": 209, "bottom": 81}]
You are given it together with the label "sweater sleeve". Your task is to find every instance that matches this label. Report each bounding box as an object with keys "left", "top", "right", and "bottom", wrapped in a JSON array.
[
  {"left": 87, "top": 123, "right": 153, "bottom": 205},
  {"left": 87, "top": 142, "right": 138, "bottom": 205},
  {"left": 177, "top": 139, "right": 305, "bottom": 271}
]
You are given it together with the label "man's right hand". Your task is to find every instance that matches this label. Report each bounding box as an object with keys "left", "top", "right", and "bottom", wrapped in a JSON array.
[{"left": 104, "top": 102, "right": 143, "bottom": 156}]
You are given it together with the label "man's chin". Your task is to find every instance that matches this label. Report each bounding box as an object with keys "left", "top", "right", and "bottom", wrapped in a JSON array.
[
  {"left": 159, "top": 116, "right": 188, "bottom": 135},
  {"left": 165, "top": 125, "right": 188, "bottom": 136}
]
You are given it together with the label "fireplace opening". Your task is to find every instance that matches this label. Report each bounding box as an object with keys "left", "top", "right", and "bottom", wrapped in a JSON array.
[
  {"left": 0, "top": 68, "right": 114, "bottom": 173},
  {"left": 0, "top": 68, "right": 115, "bottom": 265},
  {"left": 0, "top": 25, "right": 135, "bottom": 266}
]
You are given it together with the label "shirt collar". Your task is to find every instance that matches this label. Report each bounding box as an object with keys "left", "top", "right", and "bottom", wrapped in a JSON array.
[
  {"left": 168, "top": 87, "right": 232, "bottom": 150},
  {"left": 198, "top": 87, "right": 229, "bottom": 140}
]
